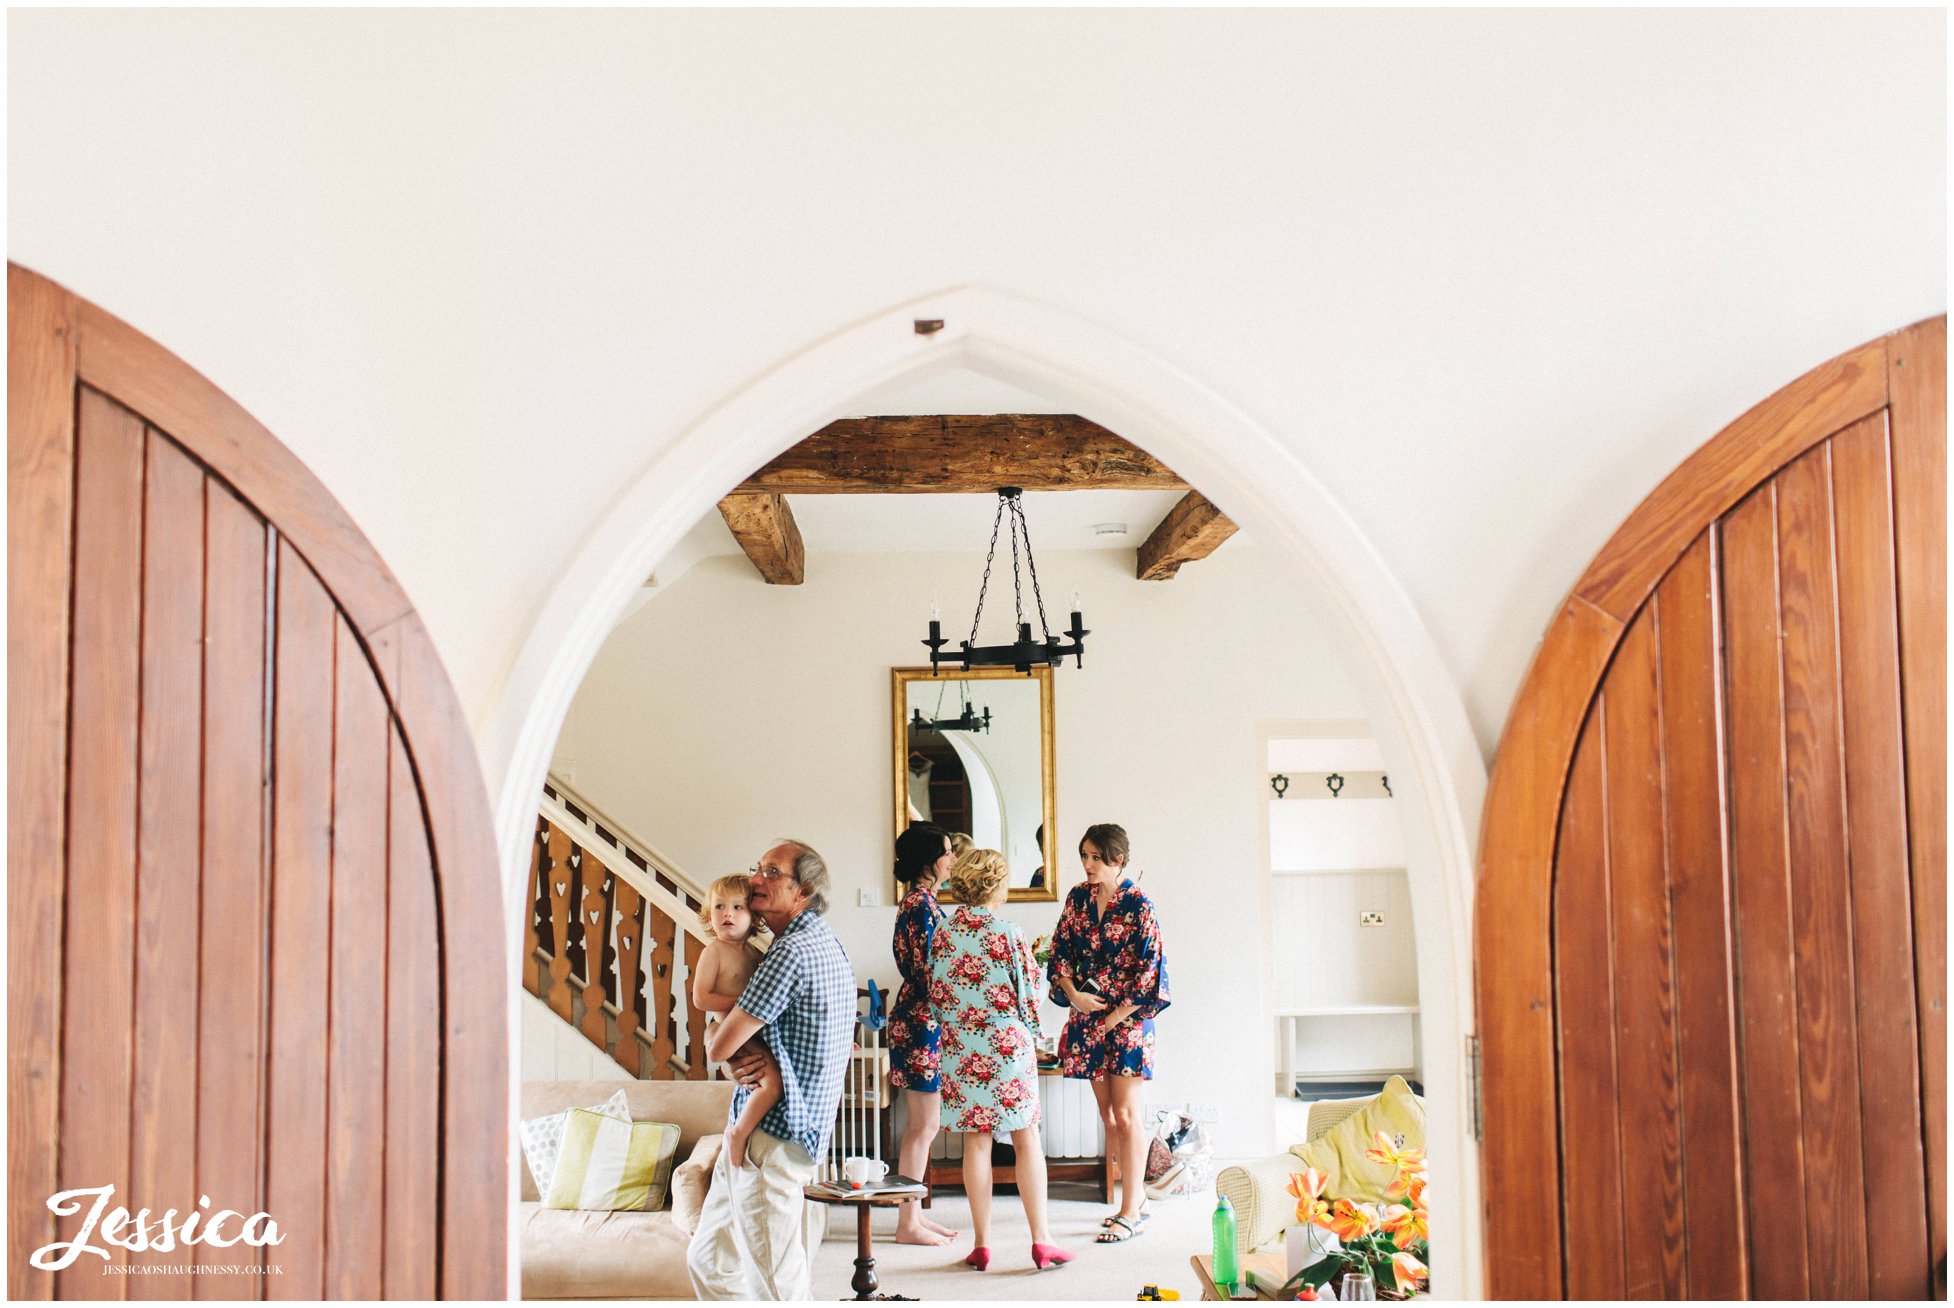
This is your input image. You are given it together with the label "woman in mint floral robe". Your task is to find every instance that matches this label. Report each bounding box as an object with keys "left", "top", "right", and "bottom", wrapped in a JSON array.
[{"left": 929, "top": 850, "right": 1072, "bottom": 1272}]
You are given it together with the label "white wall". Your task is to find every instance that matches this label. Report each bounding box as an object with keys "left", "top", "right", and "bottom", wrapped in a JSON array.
[
  {"left": 8, "top": 8, "right": 1942, "bottom": 761},
  {"left": 552, "top": 545, "right": 1367, "bottom": 1156},
  {"left": 518, "top": 992, "right": 631, "bottom": 1085}
]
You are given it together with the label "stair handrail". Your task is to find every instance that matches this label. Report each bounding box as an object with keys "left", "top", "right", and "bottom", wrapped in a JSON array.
[
  {"left": 545, "top": 774, "right": 711, "bottom": 900},
  {"left": 539, "top": 780, "right": 711, "bottom": 950}
]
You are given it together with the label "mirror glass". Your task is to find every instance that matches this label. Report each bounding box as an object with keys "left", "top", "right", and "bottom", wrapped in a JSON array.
[{"left": 892, "top": 666, "right": 1055, "bottom": 902}]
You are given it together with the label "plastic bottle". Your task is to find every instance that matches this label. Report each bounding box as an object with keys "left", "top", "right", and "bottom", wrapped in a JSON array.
[{"left": 1211, "top": 1192, "right": 1240, "bottom": 1291}]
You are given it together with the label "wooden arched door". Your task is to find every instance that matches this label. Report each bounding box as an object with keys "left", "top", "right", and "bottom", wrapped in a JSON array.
[
  {"left": 7, "top": 266, "right": 507, "bottom": 1299},
  {"left": 1477, "top": 319, "right": 1944, "bottom": 1299}
]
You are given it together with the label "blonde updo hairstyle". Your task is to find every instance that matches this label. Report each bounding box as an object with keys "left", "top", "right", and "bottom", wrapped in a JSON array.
[{"left": 945, "top": 847, "right": 1011, "bottom": 907}]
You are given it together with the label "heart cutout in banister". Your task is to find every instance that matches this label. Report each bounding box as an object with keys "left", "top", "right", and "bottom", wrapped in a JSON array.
[
  {"left": 622, "top": 936, "right": 633, "bottom": 950},
  {"left": 554, "top": 881, "right": 567, "bottom": 897},
  {"left": 588, "top": 909, "right": 600, "bottom": 925}
]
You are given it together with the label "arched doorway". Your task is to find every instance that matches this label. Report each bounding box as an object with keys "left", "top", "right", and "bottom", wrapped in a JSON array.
[{"left": 484, "top": 285, "right": 1488, "bottom": 1294}]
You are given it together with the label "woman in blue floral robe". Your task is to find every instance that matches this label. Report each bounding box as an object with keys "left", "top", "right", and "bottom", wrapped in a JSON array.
[
  {"left": 886, "top": 823, "right": 958, "bottom": 1244},
  {"left": 1046, "top": 823, "right": 1170, "bottom": 1242}
]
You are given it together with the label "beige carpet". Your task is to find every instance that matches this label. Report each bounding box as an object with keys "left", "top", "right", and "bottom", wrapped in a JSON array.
[{"left": 810, "top": 1178, "right": 1224, "bottom": 1302}]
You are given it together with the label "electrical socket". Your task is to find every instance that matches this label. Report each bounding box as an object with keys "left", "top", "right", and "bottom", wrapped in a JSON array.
[
  {"left": 1359, "top": 910, "right": 1385, "bottom": 927},
  {"left": 1187, "top": 1101, "right": 1221, "bottom": 1123}
]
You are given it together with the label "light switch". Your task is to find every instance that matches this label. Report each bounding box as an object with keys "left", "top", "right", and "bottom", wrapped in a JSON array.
[{"left": 858, "top": 887, "right": 883, "bottom": 908}]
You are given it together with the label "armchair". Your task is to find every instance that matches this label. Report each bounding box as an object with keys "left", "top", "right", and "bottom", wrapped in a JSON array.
[{"left": 1214, "top": 1095, "right": 1371, "bottom": 1259}]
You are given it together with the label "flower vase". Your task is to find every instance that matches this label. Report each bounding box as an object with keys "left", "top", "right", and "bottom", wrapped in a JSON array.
[{"left": 1286, "top": 1223, "right": 1338, "bottom": 1284}]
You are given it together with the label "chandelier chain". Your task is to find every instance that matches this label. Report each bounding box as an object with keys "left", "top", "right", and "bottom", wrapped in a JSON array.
[
  {"left": 966, "top": 495, "right": 1007, "bottom": 646},
  {"left": 1009, "top": 507, "right": 1025, "bottom": 629},
  {"left": 1014, "top": 496, "right": 1053, "bottom": 641}
]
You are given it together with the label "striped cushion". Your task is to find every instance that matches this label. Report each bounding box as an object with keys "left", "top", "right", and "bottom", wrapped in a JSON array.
[
  {"left": 543, "top": 1108, "right": 682, "bottom": 1211},
  {"left": 519, "top": 1088, "right": 630, "bottom": 1195}
]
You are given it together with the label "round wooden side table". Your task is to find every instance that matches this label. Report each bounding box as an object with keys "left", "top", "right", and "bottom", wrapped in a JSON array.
[{"left": 803, "top": 1179, "right": 928, "bottom": 1301}]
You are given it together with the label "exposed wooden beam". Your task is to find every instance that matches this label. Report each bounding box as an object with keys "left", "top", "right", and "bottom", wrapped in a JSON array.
[
  {"left": 717, "top": 493, "right": 806, "bottom": 585},
  {"left": 1135, "top": 490, "right": 1237, "bottom": 580},
  {"left": 734, "top": 415, "right": 1187, "bottom": 494}
]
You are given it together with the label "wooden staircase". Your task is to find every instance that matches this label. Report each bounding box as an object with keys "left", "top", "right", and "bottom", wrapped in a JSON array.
[{"left": 527, "top": 777, "right": 719, "bottom": 1079}]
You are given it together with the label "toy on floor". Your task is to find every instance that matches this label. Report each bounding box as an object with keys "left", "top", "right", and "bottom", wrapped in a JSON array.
[{"left": 1134, "top": 1286, "right": 1180, "bottom": 1301}]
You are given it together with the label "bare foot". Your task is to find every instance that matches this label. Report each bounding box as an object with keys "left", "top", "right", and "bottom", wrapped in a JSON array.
[
  {"left": 921, "top": 1215, "right": 959, "bottom": 1239},
  {"left": 894, "top": 1224, "right": 953, "bottom": 1246}
]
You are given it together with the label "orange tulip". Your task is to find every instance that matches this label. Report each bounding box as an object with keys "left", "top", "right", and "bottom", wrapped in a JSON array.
[
  {"left": 1387, "top": 1168, "right": 1429, "bottom": 1209},
  {"left": 1365, "top": 1130, "right": 1426, "bottom": 1173},
  {"left": 1381, "top": 1201, "right": 1428, "bottom": 1249},
  {"left": 1325, "top": 1198, "right": 1374, "bottom": 1242},
  {"left": 1390, "top": 1251, "right": 1429, "bottom": 1289},
  {"left": 1286, "top": 1168, "right": 1332, "bottom": 1227}
]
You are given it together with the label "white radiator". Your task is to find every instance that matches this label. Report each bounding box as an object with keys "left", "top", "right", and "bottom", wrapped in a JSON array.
[{"left": 822, "top": 1007, "right": 889, "bottom": 1182}]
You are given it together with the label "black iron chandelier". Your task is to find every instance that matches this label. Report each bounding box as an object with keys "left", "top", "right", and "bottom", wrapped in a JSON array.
[
  {"left": 909, "top": 680, "right": 992, "bottom": 733},
  {"left": 923, "top": 487, "right": 1088, "bottom": 674}
]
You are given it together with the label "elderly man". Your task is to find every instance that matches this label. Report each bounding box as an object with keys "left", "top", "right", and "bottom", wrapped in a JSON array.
[{"left": 686, "top": 839, "right": 855, "bottom": 1301}]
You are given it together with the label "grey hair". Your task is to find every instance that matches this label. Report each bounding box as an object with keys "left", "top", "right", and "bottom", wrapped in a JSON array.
[{"left": 775, "top": 838, "right": 831, "bottom": 916}]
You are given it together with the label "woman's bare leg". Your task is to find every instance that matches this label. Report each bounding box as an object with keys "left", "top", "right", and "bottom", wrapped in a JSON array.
[
  {"left": 963, "top": 1133, "right": 994, "bottom": 1250},
  {"left": 1091, "top": 1079, "right": 1121, "bottom": 1222},
  {"left": 1108, "top": 1075, "right": 1149, "bottom": 1220},
  {"left": 894, "top": 1090, "right": 954, "bottom": 1244},
  {"left": 1010, "top": 1124, "right": 1053, "bottom": 1245}
]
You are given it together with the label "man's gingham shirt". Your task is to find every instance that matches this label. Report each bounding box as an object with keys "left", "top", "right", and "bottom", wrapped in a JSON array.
[{"left": 734, "top": 908, "right": 855, "bottom": 1158}]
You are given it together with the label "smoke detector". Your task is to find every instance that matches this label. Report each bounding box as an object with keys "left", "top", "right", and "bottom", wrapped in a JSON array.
[{"left": 1091, "top": 522, "right": 1130, "bottom": 537}]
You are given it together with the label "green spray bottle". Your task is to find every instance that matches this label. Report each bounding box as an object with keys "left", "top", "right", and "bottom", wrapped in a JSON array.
[{"left": 1212, "top": 1192, "right": 1240, "bottom": 1291}]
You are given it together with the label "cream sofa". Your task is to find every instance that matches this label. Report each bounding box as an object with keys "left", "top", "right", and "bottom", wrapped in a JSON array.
[
  {"left": 520, "top": 1079, "right": 735, "bottom": 1300},
  {"left": 1215, "top": 1095, "right": 1371, "bottom": 1260}
]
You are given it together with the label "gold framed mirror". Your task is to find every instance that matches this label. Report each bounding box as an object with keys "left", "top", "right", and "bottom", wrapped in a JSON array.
[{"left": 891, "top": 666, "right": 1057, "bottom": 903}]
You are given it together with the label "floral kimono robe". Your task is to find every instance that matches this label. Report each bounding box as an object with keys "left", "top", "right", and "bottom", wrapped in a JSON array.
[
  {"left": 929, "top": 904, "right": 1043, "bottom": 1133},
  {"left": 886, "top": 884, "right": 945, "bottom": 1091},
  {"left": 1047, "top": 880, "right": 1171, "bottom": 1078}
]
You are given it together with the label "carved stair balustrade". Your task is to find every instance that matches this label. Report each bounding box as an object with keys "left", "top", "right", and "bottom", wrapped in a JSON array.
[{"left": 528, "top": 781, "right": 718, "bottom": 1080}]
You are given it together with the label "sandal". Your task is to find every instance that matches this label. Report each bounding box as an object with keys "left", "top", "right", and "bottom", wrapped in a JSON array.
[
  {"left": 1100, "top": 1205, "right": 1150, "bottom": 1230},
  {"left": 1097, "top": 1215, "right": 1146, "bottom": 1244}
]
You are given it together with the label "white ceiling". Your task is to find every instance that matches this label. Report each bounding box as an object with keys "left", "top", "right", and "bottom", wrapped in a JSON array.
[{"left": 841, "top": 371, "right": 1063, "bottom": 419}]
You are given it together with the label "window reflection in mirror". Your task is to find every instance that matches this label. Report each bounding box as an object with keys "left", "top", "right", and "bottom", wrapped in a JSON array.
[{"left": 892, "top": 666, "right": 1056, "bottom": 903}]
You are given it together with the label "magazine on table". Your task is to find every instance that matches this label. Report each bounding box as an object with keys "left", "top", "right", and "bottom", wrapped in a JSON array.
[{"left": 806, "top": 1174, "right": 928, "bottom": 1200}]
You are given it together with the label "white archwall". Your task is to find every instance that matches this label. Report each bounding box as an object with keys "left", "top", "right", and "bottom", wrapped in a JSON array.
[{"left": 484, "top": 285, "right": 1488, "bottom": 1296}]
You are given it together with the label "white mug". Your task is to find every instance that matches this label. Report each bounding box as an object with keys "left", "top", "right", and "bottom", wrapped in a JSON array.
[{"left": 841, "top": 1156, "right": 889, "bottom": 1187}]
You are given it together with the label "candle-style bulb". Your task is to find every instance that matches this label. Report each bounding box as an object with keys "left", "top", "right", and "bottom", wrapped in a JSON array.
[
  {"left": 931, "top": 599, "right": 940, "bottom": 621},
  {"left": 1071, "top": 590, "right": 1081, "bottom": 612}
]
